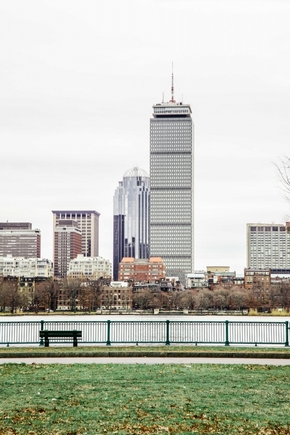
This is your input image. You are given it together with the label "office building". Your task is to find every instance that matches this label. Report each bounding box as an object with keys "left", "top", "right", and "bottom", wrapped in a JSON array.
[
  {"left": 53, "top": 220, "right": 82, "bottom": 278},
  {"left": 150, "top": 76, "right": 194, "bottom": 283},
  {"left": 0, "top": 222, "right": 41, "bottom": 258},
  {"left": 67, "top": 254, "right": 112, "bottom": 280},
  {"left": 52, "top": 210, "right": 100, "bottom": 258},
  {"left": 113, "top": 167, "right": 150, "bottom": 280},
  {"left": 0, "top": 223, "right": 32, "bottom": 230},
  {"left": 247, "top": 223, "right": 290, "bottom": 269}
]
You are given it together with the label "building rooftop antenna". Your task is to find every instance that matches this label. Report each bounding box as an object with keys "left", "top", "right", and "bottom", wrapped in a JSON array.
[{"left": 170, "top": 62, "right": 176, "bottom": 103}]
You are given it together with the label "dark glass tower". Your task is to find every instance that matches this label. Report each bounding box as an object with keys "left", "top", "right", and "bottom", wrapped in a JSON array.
[{"left": 113, "top": 167, "right": 150, "bottom": 281}]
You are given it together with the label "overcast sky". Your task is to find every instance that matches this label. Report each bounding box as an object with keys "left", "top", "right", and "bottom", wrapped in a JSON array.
[{"left": 1, "top": 0, "right": 290, "bottom": 276}]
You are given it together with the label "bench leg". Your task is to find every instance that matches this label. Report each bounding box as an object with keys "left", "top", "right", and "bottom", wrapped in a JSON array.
[
  {"left": 45, "top": 337, "right": 49, "bottom": 347},
  {"left": 73, "top": 336, "right": 78, "bottom": 347}
]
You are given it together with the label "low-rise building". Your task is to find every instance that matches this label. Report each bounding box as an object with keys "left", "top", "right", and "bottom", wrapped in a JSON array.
[
  {"left": 100, "top": 285, "right": 133, "bottom": 310},
  {"left": 118, "top": 257, "right": 165, "bottom": 282},
  {"left": 67, "top": 254, "right": 112, "bottom": 279},
  {"left": 186, "top": 271, "right": 208, "bottom": 289},
  {"left": 0, "top": 256, "right": 53, "bottom": 278},
  {"left": 244, "top": 268, "right": 271, "bottom": 291},
  {"left": 206, "top": 266, "right": 236, "bottom": 287}
]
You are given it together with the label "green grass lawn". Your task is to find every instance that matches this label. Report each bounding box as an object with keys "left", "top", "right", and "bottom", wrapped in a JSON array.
[
  {"left": 0, "top": 363, "right": 290, "bottom": 434},
  {"left": 1, "top": 344, "right": 290, "bottom": 356}
]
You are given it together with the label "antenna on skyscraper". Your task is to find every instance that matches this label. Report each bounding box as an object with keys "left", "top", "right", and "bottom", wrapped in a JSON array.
[
  {"left": 170, "top": 62, "right": 175, "bottom": 103},
  {"left": 162, "top": 92, "right": 164, "bottom": 103}
]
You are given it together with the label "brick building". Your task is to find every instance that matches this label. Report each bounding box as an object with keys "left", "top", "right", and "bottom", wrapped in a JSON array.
[
  {"left": 53, "top": 220, "right": 82, "bottom": 278},
  {"left": 118, "top": 257, "right": 165, "bottom": 282}
]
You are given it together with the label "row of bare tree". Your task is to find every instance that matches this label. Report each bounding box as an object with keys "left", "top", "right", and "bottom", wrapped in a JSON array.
[
  {"left": 133, "top": 284, "right": 290, "bottom": 311},
  {"left": 1, "top": 278, "right": 290, "bottom": 313}
]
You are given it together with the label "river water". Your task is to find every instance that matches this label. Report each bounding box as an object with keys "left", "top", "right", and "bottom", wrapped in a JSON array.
[{"left": 1, "top": 314, "right": 289, "bottom": 322}]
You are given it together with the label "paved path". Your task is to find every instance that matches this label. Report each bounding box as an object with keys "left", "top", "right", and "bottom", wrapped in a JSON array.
[{"left": 1, "top": 357, "right": 290, "bottom": 365}]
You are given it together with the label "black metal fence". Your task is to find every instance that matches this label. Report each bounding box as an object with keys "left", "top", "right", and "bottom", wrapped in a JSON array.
[{"left": 0, "top": 319, "right": 289, "bottom": 347}]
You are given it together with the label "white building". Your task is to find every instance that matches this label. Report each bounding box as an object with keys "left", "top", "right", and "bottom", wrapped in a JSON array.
[
  {"left": 186, "top": 271, "right": 208, "bottom": 289},
  {"left": 247, "top": 223, "right": 290, "bottom": 269},
  {"left": 0, "top": 256, "right": 53, "bottom": 278},
  {"left": 67, "top": 254, "right": 112, "bottom": 279},
  {"left": 150, "top": 75, "right": 194, "bottom": 284},
  {"left": 110, "top": 281, "right": 129, "bottom": 288}
]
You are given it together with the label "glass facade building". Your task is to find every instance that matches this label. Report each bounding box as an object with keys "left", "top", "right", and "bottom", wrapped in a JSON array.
[
  {"left": 150, "top": 99, "right": 194, "bottom": 283},
  {"left": 113, "top": 167, "right": 150, "bottom": 281}
]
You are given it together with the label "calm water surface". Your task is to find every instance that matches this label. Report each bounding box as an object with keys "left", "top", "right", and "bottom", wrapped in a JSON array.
[{"left": 1, "top": 314, "right": 289, "bottom": 322}]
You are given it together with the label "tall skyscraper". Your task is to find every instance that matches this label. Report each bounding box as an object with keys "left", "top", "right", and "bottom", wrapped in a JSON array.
[
  {"left": 53, "top": 220, "right": 82, "bottom": 278},
  {"left": 150, "top": 75, "right": 194, "bottom": 283},
  {"left": 0, "top": 222, "right": 41, "bottom": 258},
  {"left": 52, "top": 210, "right": 100, "bottom": 257},
  {"left": 247, "top": 223, "right": 290, "bottom": 270},
  {"left": 113, "top": 167, "right": 150, "bottom": 281}
]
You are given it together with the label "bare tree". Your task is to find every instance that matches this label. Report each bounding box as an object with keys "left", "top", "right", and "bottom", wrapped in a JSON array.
[
  {"left": 179, "top": 290, "right": 197, "bottom": 310},
  {"left": 0, "top": 280, "right": 29, "bottom": 313},
  {"left": 62, "top": 278, "right": 84, "bottom": 312},
  {"left": 34, "top": 279, "right": 59, "bottom": 312},
  {"left": 132, "top": 289, "right": 154, "bottom": 310},
  {"left": 195, "top": 289, "right": 213, "bottom": 312},
  {"left": 229, "top": 287, "right": 249, "bottom": 310},
  {"left": 276, "top": 156, "right": 290, "bottom": 202}
]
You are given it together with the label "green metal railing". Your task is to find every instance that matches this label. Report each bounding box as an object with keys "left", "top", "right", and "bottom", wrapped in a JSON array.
[{"left": 0, "top": 319, "right": 289, "bottom": 347}]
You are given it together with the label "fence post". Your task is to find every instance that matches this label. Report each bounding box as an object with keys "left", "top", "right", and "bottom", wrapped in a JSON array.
[
  {"left": 106, "top": 320, "right": 111, "bottom": 346},
  {"left": 165, "top": 320, "right": 170, "bottom": 346},
  {"left": 225, "top": 320, "right": 229, "bottom": 346},
  {"left": 285, "top": 321, "right": 289, "bottom": 347},
  {"left": 39, "top": 320, "right": 44, "bottom": 346}
]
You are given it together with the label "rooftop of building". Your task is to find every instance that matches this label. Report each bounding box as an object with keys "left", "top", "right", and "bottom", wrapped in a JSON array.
[
  {"left": 120, "top": 257, "right": 164, "bottom": 263},
  {"left": 0, "top": 222, "right": 32, "bottom": 230},
  {"left": 123, "top": 167, "right": 149, "bottom": 178},
  {"left": 52, "top": 210, "right": 100, "bottom": 216}
]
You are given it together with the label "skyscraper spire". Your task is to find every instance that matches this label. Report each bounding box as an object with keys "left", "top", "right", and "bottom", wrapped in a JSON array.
[{"left": 170, "top": 62, "right": 175, "bottom": 103}]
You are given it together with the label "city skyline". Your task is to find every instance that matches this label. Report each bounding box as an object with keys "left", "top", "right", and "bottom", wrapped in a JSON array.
[{"left": 1, "top": 1, "right": 290, "bottom": 276}]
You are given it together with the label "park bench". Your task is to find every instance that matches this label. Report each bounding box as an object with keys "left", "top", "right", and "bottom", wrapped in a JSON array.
[{"left": 39, "top": 330, "right": 82, "bottom": 347}]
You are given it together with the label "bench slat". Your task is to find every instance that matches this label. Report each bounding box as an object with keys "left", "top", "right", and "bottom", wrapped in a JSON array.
[
  {"left": 40, "top": 330, "right": 82, "bottom": 338},
  {"left": 39, "top": 330, "right": 82, "bottom": 347}
]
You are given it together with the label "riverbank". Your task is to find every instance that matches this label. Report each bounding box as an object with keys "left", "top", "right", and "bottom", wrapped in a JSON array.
[
  {"left": 1, "top": 345, "right": 290, "bottom": 359},
  {"left": 1, "top": 308, "right": 290, "bottom": 316}
]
